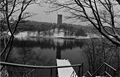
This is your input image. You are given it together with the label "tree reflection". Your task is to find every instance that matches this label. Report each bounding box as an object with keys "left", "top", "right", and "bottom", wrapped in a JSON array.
[
  {"left": 12, "top": 38, "right": 85, "bottom": 50},
  {"left": 1, "top": 38, "right": 86, "bottom": 77}
]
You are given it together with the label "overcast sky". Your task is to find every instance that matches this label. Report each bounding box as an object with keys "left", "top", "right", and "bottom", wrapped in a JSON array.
[
  {"left": 25, "top": 3, "right": 70, "bottom": 24},
  {"left": 25, "top": 0, "right": 120, "bottom": 26}
]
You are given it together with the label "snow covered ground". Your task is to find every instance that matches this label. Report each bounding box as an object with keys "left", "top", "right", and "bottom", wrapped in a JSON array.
[{"left": 56, "top": 59, "right": 78, "bottom": 77}]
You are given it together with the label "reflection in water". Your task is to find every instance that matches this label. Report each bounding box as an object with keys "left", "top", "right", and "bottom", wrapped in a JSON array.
[
  {"left": 12, "top": 38, "right": 84, "bottom": 49},
  {"left": 56, "top": 43, "right": 62, "bottom": 59},
  {"left": 2, "top": 37, "right": 89, "bottom": 77}
]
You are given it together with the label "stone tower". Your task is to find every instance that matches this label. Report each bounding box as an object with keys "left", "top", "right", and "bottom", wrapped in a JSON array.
[{"left": 57, "top": 14, "right": 62, "bottom": 27}]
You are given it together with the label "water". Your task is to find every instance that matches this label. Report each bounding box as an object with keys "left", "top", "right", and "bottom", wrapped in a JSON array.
[
  {"left": 1, "top": 31, "right": 104, "bottom": 77},
  {"left": 1, "top": 31, "right": 119, "bottom": 77},
  {"left": 1, "top": 36, "right": 89, "bottom": 77}
]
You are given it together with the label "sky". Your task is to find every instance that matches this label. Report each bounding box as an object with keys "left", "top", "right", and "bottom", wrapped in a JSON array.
[
  {"left": 26, "top": 4, "right": 57, "bottom": 23},
  {"left": 25, "top": 0, "right": 120, "bottom": 26},
  {"left": 25, "top": 3, "right": 70, "bottom": 24},
  {"left": 25, "top": 3, "right": 87, "bottom": 25},
  {"left": 24, "top": 0, "right": 81, "bottom": 25}
]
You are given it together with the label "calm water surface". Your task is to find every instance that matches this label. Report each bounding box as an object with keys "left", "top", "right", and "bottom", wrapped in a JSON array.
[{"left": 2, "top": 37, "right": 89, "bottom": 77}]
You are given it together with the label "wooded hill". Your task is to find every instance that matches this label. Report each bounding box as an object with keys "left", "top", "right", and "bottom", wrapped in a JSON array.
[{"left": 1, "top": 20, "right": 103, "bottom": 35}]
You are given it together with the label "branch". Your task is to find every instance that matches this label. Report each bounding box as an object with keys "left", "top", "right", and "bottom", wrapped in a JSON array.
[
  {"left": 0, "top": 61, "right": 83, "bottom": 69},
  {"left": 5, "top": 0, "right": 13, "bottom": 35},
  {"left": 54, "top": 3, "right": 83, "bottom": 13},
  {"left": 116, "top": 0, "right": 120, "bottom": 5},
  {"left": 74, "top": 0, "right": 99, "bottom": 29},
  {"left": 8, "top": 0, "right": 17, "bottom": 17}
]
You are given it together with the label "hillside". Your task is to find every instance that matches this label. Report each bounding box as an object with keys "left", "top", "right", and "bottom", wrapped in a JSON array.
[{"left": 1, "top": 20, "right": 100, "bottom": 35}]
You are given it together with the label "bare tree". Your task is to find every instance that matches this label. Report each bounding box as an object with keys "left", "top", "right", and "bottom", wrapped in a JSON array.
[
  {"left": 0, "top": 0, "right": 39, "bottom": 72},
  {"left": 116, "top": 0, "right": 120, "bottom": 4},
  {"left": 46, "top": 0, "right": 120, "bottom": 46}
]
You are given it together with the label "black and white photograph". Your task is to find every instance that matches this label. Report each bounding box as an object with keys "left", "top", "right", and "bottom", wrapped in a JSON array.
[{"left": 0, "top": 0, "right": 120, "bottom": 77}]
